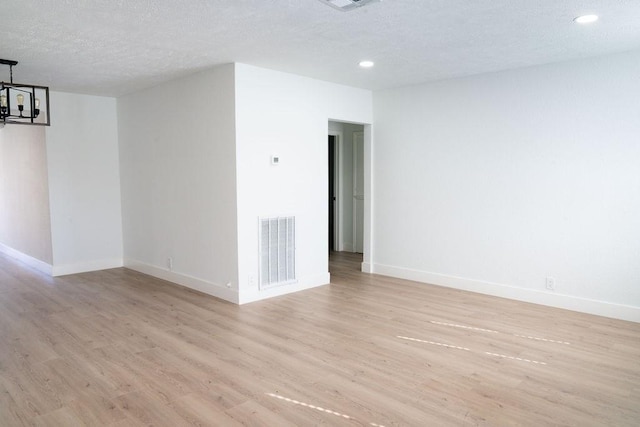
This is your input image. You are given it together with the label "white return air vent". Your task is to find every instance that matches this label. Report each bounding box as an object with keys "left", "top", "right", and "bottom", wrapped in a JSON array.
[
  {"left": 318, "top": 0, "right": 381, "bottom": 12},
  {"left": 259, "top": 216, "right": 296, "bottom": 290}
]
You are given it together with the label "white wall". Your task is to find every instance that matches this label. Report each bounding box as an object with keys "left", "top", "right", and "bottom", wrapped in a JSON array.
[
  {"left": 46, "top": 92, "right": 123, "bottom": 275},
  {"left": 117, "top": 64, "right": 239, "bottom": 302},
  {"left": 235, "top": 64, "right": 372, "bottom": 303},
  {"left": 0, "top": 125, "right": 53, "bottom": 272},
  {"left": 372, "top": 50, "right": 640, "bottom": 322}
]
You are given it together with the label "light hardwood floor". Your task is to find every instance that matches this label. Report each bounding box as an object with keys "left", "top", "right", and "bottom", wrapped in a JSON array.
[{"left": 1, "top": 251, "right": 639, "bottom": 426}]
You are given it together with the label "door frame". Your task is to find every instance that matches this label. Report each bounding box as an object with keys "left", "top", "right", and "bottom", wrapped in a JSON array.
[
  {"left": 361, "top": 124, "right": 373, "bottom": 273},
  {"left": 328, "top": 131, "right": 343, "bottom": 252},
  {"left": 352, "top": 131, "right": 364, "bottom": 253}
]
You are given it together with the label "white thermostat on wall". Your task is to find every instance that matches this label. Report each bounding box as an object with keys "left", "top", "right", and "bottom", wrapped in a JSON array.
[{"left": 271, "top": 155, "right": 280, "bottom": 165}]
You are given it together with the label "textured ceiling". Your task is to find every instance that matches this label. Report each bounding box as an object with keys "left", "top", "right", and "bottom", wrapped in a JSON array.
[{"left": 2, "top": 0, "right": 640, "bottom": 96}]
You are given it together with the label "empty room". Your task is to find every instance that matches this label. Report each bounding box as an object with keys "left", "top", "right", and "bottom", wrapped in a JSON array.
[{"left": 1, "top": 1, "right": 639, "bottom": 425}]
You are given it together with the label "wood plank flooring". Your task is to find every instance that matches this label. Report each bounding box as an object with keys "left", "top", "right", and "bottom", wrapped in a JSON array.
[{"left": 1, "top": 251, "right": 639, "bottom": 426}]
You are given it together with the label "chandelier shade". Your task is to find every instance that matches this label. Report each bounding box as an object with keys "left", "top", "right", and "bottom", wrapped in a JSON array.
[{"left": 1, "top": 59, "right": 50, "bottom": 127}]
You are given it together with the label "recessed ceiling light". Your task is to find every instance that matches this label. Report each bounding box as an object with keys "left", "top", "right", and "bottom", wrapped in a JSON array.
[
  {"left": 318, "top": 0, "right": 381, "bottom": 12},
  {"left": 359, "top": 60, "right": 374, "bottom": 68},
  {"left": 574, "top": 14, "right": 598, "bottom": 24}
]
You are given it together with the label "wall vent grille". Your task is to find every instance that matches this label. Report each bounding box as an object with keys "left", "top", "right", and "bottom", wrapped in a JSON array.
[{"left": 259, "top": 216, "right": 296, "bottom": 289}]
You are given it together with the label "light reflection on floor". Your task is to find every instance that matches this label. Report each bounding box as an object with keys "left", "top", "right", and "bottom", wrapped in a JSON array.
[{"left": 266, "top": 392, "right": 387, "bottom": 427}]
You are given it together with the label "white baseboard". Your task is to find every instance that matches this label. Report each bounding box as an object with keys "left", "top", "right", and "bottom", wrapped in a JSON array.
[
  {"left": 361, "top": 262, "right": 373, "bottom": 273},
  {"left": 52, "top": 258, "right": 123, "bottom": 276},
  {"left": 372, "top": 263, "right": 640, "bottom": 323},
  {"left": 239, "top": 272, "right": 330, "bottom": 304},
  {"left": 124, "top": 258, "right": 239, "bottom": 304},
  {"left": 0, "top": 243, "right": 53, "bottom": 275}
]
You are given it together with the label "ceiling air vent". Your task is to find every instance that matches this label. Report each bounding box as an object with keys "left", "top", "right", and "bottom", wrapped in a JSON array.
[{"left": 318, "top": 0, "right": 381, "bottom": 12}]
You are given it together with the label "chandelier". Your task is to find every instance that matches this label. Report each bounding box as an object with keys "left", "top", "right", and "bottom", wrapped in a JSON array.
[{"left": 1, "top": 59, "right": 50, "bottom": 127}]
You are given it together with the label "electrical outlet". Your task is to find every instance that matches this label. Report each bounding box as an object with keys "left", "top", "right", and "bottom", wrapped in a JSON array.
[
  {"left": 248, "top": 274, "right": 256, "bottom": 286},
  {"left": 545, "top": 277, "right": 556, "bottom": 291},
  {"left": 167, "top": 257, "right": 173, "bottom": 271}
]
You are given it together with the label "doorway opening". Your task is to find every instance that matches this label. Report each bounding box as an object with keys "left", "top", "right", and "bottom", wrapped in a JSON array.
[
  {"left": 328, "top": 122, "right": 365, "bottom": 270},
  {"left": 328, "top": 135, "right": 336, "bottom": 252}
]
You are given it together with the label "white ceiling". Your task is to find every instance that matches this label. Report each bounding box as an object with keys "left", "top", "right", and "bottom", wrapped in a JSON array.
[{"left": 2, "top": 0, "right": 640, "bottom": 97}]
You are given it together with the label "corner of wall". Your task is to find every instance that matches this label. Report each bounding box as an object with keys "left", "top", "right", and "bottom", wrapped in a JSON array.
[
  {"left": 238, "top": 272, "right": 330, "bottom": 304},
  {"left": 124, "top": 258, "right": 240, "bottom": 304}
]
